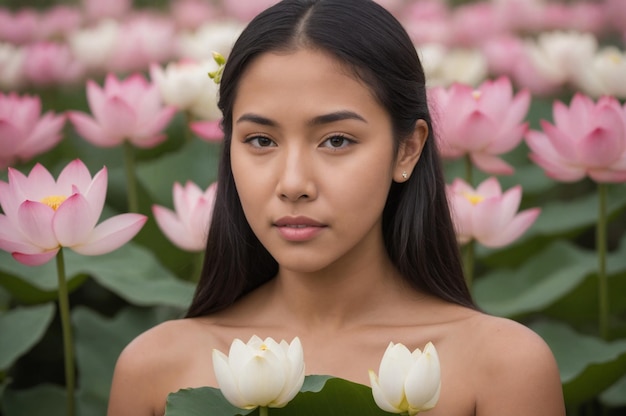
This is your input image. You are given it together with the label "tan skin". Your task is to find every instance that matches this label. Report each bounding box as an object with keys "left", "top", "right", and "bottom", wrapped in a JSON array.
[{"left": 107, "top": 48, "right": 566, "bottom": 416}]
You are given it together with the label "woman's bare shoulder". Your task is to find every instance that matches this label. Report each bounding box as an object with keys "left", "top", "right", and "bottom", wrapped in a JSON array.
[
  {"left": 461, "top": 313, "right": 566, "bottom": 415},
  {"left": 107, "top": 318, "right": 218, "bottom": 416},
  {"left": 127, "top": 317, "right": 212, "bottom": 351}
]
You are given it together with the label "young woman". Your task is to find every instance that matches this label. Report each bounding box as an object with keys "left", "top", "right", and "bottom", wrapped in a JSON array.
[{"left": 107, "top": 1, "right": 566, "bottom": 415}]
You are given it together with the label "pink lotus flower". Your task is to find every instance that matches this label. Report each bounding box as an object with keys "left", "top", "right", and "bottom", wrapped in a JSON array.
[
  {"left": 38, "top": 6, "right": 83, "bottom": 41},
  {"left": 429, "top": 76, "right": 530, "bottom": 175},
  {"left": 68, "top": 73, "right": 177, "bottom": 148},
  {"left": 447, "top": 177, "right": 540, "bottom": 248},
  {"left": 0, "top": 159, "right": 147, "bottom": 266},
  {"left": 221, "top": 0, "right": 280, "bottom": 22},
  {"left": 190, "top": 120, "right": 223, "bottom": 142},
  {"left": 605, "top": 0, "right": 626, "bottom": 33},
  {"left": 82, "top": 0, "right": 131, "bottom": 22},
  {"left": 525, "top": 94, "right": 626, "bottom": 183},
  {"left": 170, "top": 0, "right": 217, "bottom": 30},
  {"left": 107, "top": 15, "right": 176, "bottom": 73},
  {"left": 482, "top": 36, "right": 563, "bottom": 96},
  {"left": 23, "top": 42, "right": 84, "bottom": 87},
  {"left": 540, "top": 3, "right": 605, "bottom": 34},
  {"left": 402, "top": 0, "right": 451, "bottom": 45},
  {"left": 450, "top": 3, "right": 505, "bottom": 47},
  {"left": 0, "top": 92, "right": 65, "bottom": 170},
  {"left": 0, "top": 8, "right": 39, "bottom": 45},
  {"left": 152, "top": 181, "right": 217, "bottom": 252}
]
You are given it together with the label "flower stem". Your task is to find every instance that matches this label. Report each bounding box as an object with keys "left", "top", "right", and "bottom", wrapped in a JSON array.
[
  {"left": 191, "top": 251, "right": 204, "bottom": 282},
  {"left": 464, "top": 154, "right": 473, "bottom": 186},
  {"left": 259, "top": 407, "right": 269, "bottom": 416},
  {"left": 597, "top": 183, "right": 609, "bottom": 340},
  {"left": 56, "top": 249, "right": 75, "bottom": 416},
  {"left": 184, "top": 111, "right": 194, "bottom": 144},
  {"left": 123, "top": 141, "right": 139, "bottom": 213},
  {"left": 463, "top": 240, "right": 475, "bottom": 290}
]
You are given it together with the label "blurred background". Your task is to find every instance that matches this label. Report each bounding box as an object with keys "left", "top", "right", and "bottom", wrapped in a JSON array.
[{"left": 0, "top": 0, "right": 625, "bottom": 415}]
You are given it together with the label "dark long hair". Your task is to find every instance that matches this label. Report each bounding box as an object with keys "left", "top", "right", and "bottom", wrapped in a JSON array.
[{"left": 186, "top": 0, "right": 475, "bottom": 317}]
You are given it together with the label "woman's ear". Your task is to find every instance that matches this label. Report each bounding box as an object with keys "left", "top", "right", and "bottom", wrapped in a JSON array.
[{"left": 393, "top": 119, "right": 428, "bottom": 182}]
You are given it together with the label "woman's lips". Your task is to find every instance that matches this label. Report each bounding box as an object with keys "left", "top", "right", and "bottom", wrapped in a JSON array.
[{"left": 274, "top": 216, "right": 326, "bottom": 241}]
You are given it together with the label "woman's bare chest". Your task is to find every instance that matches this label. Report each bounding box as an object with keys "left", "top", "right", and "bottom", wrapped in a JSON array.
[{"left": 154, "top": 325, "right": 478, "bottom": 416}]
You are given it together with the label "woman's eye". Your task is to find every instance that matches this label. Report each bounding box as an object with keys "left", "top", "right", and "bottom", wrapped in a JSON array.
[
  {"left": 246, "top": 136, "right": 276, "bottom": 147},
  {"left": 321, "top": 135, "right": 352, "bottom": 149}
]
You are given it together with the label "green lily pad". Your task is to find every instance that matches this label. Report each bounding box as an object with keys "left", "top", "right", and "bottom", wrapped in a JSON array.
[
  {"left": 137, "top": 139, "right": 221, "bottom": 206},
  {"left": 0, "top": 304, "right": 55, "bottom": 370},
  {"left": 529, "top": 184, "right": 626, "bottom": 237},
  {"left": 73, "top": 305, "right": 176, "bottom": 414},
  {"left": 0, "top": 244, "right": 195, "bottom": 308},
  {"left": 531, "top": 320, "right": 626, "bottom": 405},
  {"left": 1, "top": 383, "right": 67, "bottom": 416},
  {"left": 600, "top": 373, "right": 626, "bottom": 407},
  {"left": 540, "top": 233, "right": 626, "bottom": 327},
  {"left": 1, "top": 306, "right": 173, "bottom": 416},
  {"left": 474, "top": 241, "right": 596, "bottom": 317},
  {"left": 165, "top": 376, "right": 395, "bottom": 416}
]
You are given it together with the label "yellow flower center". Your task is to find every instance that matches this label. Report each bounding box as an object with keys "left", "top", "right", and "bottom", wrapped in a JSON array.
[
  {"left": 472, "top": 90, "right": 482, "bottom": 100},
  {"left": 260, "top": 344, "right": 268, "bottom": 351},
  {"left": 608, "top": 52, "right": 622, "bottom": 64},
  {"left": 41, "top": 195, "right": 67, "bottom": 211},
  {"left": 463, "top": 192, "right": 484, "bottom": 205}
]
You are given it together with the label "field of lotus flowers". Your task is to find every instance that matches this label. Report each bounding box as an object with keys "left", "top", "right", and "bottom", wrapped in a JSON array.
[{"left": 1, "top": 0, "right": 625, "bottom": 415}]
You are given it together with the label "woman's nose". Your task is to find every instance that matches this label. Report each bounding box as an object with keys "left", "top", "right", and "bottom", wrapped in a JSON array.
[{"left": 275, "top": 148, "right": 318, "bottom": 202}]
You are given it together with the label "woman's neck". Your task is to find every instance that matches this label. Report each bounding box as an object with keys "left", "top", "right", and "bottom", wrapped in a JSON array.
[{"left": 265, "top": 251, "right": 416, "bottom": 333}]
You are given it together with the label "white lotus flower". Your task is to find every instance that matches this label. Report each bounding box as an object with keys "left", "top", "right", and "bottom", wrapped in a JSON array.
[
  {"left": 212, "top": 336, "right": 305, "bottom": 410},
  {"left": 0, "top": 42, "right": 25, "bottom": 89},
  {"left": 369, "top": 342, "right": 441, "bottom": 415},
  {"left": 419, "top": 43, "right": 487, "bottom": 87},
  {"left": 176, "top": 21, "right": 243, "bottom": 61},
  {"left": 150, "top": 59, "right": 220, "bottom": 120},
  {"left": 573, "top": 46, "right": 626, "bottom": 99},
  {"left": 68, "top": 19, "right": 119, "bottom": 73},
  {"left": 524, "top": 31, "right": 597, "bottom": 87}
]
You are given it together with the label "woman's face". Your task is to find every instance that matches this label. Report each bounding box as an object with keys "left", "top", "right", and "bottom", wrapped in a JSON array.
[{"left": 230, "top": 48, "right": 404, "bottom": 274}]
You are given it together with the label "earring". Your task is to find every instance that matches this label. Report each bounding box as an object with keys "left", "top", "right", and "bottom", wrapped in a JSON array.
[{"left": 402, "top": 171, "right": 408, "bottom": 179}]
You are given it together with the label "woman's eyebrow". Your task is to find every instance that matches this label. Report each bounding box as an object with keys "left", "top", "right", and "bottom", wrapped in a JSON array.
[
  {"left": 309, "top": 110, "right": 367, "bottom": 125},
  {"left": 236, "top": 113, "right": 276, "bottom": 126},
  {"left": 235, "top": 110, "right": 367, "bottom": 127}
]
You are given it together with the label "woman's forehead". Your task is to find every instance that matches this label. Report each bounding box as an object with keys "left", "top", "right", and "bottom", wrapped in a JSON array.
[{"left": 232, "top": 48, "right": 383, "bottom": 121}]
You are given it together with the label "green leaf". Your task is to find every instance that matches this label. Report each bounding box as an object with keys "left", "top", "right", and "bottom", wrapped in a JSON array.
[
  {"left": 0, "top": 304, "right": 55, "bottom": 370},
  {"left": 0, "top": 378, "right": 7, "bottom": 400},
  {"left": 166, "top": 376, "right": 395, "bottom": 416},
  {"left": 73, "top": 306, "right": 174, "bottom": 414},
  {"left": 137, "top": 139, "right": 220, "bottom": 205},
  {"left": 474, "top": 241, "right": 596, "bottom": 317},
  {"left": 541, "top": 234, "right": 626, "bottom": 327},
  {"left": 1, "top": 384, "right": 67, "bottom": 416},
  {"left": 166, "top": 387, "right": 254, "bottom": 416},
  {"left": 1, "top": 306, "right": 171, "bottom": 416},
  {"left": 0, "top": 262, "right": 88, "bottom": 304},
  {"left": 273, "top": 378, "right": 395, "bottom": 416},
  {"left": 74, "top": 243, "right": 195, "bottom": 308},
  {"left": 0, "top": 244, "right": 195, "bottom": 308},
  {"left": 1, "top": 384, "right": 111, "bottom": 416},
  {"left": 299, "top": 375, "right": 333, "bottom": 393},
  {"left": 531, "top": 320, "right": 626, "bottom": 405},
  {"left": 600, "top": 373, "right": 626, "bottom": 407},
  {"left": 528, "top": 184, "right": 626, "bottom": 237}
]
